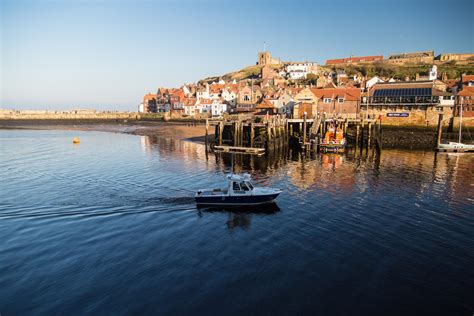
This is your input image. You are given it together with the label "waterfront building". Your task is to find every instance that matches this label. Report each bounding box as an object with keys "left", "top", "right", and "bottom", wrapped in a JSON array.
[
  {"left": 235, "top": 85, "right": 262, "bottom": 113},
  {"left": 170, "top": 90, "right": 186, "bottom": 114},
  {"left": 141, "top": 93, "right": 157, "bottom": 113},
  {"left": 326, "top": 55, "right": 383, "bottom": 66},
  {"left": 294, "top": 87, "right": 319, "bottom": 104},
  {"left": 210, "top": 99, "right": 227, "bottom": 117},
  {"left": 156, "top": 88, "right": 172, "bottom": 112},
  {"left": 457, "top": 86, "right": 474, "bottom": 117},
  {"left": 368, "top": 81, "right": 453, "bottom": 125},
  {"left": 293, "top": 102, "right": 317, "bottom": 119},
  {"left": 183, "top": 98, "right": 197, "bottom": 116},
  {"left": 311, "top": 87, "right": 361, "bottom": 117},
  {"left": 255, "top": 98, "right": 278, "bottom": 115}
]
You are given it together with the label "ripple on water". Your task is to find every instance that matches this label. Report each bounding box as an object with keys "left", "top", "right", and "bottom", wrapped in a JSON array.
[{"left": 0, "top": 130, "right": 473, "bottom": 315}]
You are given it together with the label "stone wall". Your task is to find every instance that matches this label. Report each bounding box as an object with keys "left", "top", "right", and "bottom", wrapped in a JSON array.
[
  {"left": 366, "top": 106, "right": 474, "bottom": 127},
  {"left": 0, "top": 110, "right": 140, "bottom": 120}
]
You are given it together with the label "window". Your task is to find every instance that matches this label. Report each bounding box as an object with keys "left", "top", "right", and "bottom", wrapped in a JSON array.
[
  {"left": 246, "top": 182, "right": 254, "bottom": 190},
  {"left": 240, "top": 182, "right": 250, "bottom": 191},
  {"left": 244, "top": 95, "right": 250, "bottom": 101},
  {"left": 338, "top": 98, "right": 344, "bottom": 103},
  {"left": 324, "top": 98, "right": 332, "bottom": 103},
  {"left": 232, "top": 182, "right": 241, "bottom": 191}
]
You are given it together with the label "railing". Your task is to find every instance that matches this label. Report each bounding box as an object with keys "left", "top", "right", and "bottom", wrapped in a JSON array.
[{"left": 369, "top": 96, "right": 440, "bottom": 105}]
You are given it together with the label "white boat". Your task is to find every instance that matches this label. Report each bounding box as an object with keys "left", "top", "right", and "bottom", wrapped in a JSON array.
[
  {"left": 438, "top": 97, "right": 474, "bottom": 152},
  {"left": 438, "top": 142, "right": 474, "bottom": 151},
  {"left": 195, "top": 173, "right": 281, "bottom": 206}
]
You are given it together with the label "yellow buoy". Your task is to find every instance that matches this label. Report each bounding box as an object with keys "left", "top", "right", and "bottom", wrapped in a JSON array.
[{"left": 73, "top": 137, "right": 80, "bottom": 144}]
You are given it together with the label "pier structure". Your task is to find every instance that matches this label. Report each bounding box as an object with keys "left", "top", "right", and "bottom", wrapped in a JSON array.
[
  {"left": 286, "top": 114, "right": 382, "bottom": 154},
  {"left": 205, "top": 114, "right": 383, "bottom": 155},
  {"left": 205, "top": 115, "right": 288, "bottom": 155}
]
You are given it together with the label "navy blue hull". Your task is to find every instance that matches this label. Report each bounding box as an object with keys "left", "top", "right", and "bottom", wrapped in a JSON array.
[{"left": 195, "top": 193, "right": 280, "bottom": 205}]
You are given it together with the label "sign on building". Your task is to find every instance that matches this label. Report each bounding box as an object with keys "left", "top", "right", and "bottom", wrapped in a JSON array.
[{"left": 387, "top": 113, "right": 409, "bottom": 117}]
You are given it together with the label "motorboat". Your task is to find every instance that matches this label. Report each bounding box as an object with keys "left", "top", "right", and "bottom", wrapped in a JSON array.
[
  {"left": 438, "top": 141, "right": 474, "bottom": 152},
  {"left": 437, "top": 96, "right": 474, "bottom": 153},
  {"left": 319, "top": 126, "right": 346, "bottom": 153},
  {"left": 195, "top": 173, "right": 281, "bottom": 206}
]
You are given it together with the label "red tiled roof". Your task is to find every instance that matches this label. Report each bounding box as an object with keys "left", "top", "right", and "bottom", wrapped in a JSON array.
[
  {"left": 184, "top": 98, "right": 196, "bottom": 106},
  {"left": 459, "top": 86, "right": 474, "bottom": 96},
  {"left": 255, "top": 99, "right": 275, "bottom": 109},
  {"left": 143, "top": 93, "right": 156, "bottom": 102},
  {"left": 310, "top": 87, "right": 361, "bottom": 101},
  {"left": 462, "top": 75, "right": 474, "bottom": 83},
  {"left": 199, "top": 98, "right": 213, "bottom": 105}
]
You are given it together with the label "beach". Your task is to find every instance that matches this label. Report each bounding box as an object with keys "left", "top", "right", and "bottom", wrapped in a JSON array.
[{"left": 0, "top": 120, "right": 208, "bottom": 143}]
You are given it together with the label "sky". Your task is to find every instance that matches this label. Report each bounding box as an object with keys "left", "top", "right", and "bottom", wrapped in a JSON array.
[{"left": 1, "top": 0, "right": 473, "bottom": 111}]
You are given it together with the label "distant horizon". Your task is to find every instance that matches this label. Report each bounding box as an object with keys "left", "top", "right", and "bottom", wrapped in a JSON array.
[{"left": 2, "top": 0, "right": 473, "bottom": 111}]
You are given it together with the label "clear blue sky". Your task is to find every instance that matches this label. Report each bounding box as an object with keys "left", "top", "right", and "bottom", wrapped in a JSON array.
[{"left": 1, "top": 0, "right": 473, "bottom": 111}]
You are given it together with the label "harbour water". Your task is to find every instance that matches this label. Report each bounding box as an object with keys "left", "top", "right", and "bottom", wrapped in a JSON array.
[{"left": 0, "top": 130, "right": 473, "bottom": 315}]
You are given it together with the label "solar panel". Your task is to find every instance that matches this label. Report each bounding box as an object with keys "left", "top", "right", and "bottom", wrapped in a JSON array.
[{"left": 374, "top": 87, "right": 434, "bottom": 97}]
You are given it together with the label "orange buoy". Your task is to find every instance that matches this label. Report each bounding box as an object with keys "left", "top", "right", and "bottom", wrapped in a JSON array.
[{"left": 73, "top": 137, "right": 80, "bottom": 144}]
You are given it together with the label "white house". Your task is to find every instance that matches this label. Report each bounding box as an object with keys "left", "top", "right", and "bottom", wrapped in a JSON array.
[
  {"left": 286, "top": 62, "right": 318, "bottom": 80},
  {"left": 366, "top": 76, "right": 385, "bottom": 89},
  {"left": 289, "top": 70, "right": 307, "bottom": 80},
  {"left": 277, "top": 93, "right": 295, "bottom": 115},
  {"left": 222, "top": 88, "right": 238, "bottom": 106},
  {"left": 211, "top": 99, "right": 227, "bottom": 117},
  {"left": 196, "top": 84, "right": 210, "bottom": 101}
]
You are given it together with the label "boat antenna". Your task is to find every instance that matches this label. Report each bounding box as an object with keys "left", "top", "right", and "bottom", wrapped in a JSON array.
[{"left": 459, "top": 96, "right": 463, "bottom": 143}]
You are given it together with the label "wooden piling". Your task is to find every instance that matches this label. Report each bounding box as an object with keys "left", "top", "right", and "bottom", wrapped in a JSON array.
[
  {"left": 218, "top": 122, "right": 223, "bottom": 146},
  {"left": 367, "top": 123, "right": 372, "bottom": 147},
  {"left": 250, "top": 123, "right": 255, "bottom": 147},
  {"left": 205, "top": 119, "right": 209, "bottom": 150},
  {"left": 356, "top": 124, "right": 360, "bottom": 148},
  {"left": 267, "top": 123, "right": 271, "bottom": 149},
  {"left": 239, "top": 122, "right": 244, "bottom": 147},
  {"left": 303, "top": 112, "right": 307, "bottom": 150},
  {"left": 435, "top": 113, "right": 443, "bottom": 150}
]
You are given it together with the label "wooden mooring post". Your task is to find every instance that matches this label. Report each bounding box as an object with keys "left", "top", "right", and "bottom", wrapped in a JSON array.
[
  {"left": 205, "top": 118, "right": 209, "bottom": 151},
  {"left": 302, "top": 112, "right": 307, "bottom": 150},
  {"left": 435, "top": 113, "right": 443, "bottom": 150}
]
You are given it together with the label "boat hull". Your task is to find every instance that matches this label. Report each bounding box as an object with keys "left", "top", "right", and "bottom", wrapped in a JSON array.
[{"left": 195, "top": 193, "right": 280, "bottom": 205}]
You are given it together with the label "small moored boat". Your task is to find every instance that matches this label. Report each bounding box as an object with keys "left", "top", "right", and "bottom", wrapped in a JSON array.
[
  {"left": 195, "top": 173, "right": 281, "bottom": 206},
  {"left": 319, "top": 126, "right": 346, "bottom": 153},
  {"left": 438, "top": 141, "right": 474, "bottom": 152}
]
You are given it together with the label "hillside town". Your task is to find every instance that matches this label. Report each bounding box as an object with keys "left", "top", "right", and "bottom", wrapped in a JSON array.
[{"left": 139, "top": 50, "right": 474, "bottom": 126}]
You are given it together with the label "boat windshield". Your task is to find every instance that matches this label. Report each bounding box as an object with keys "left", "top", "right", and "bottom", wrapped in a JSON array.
[
  {"left": 240, "top": 182, "right": 250, "bottom": 191},
  {"left": 245, "top": 181, "right": 253, "bottom": 190}
]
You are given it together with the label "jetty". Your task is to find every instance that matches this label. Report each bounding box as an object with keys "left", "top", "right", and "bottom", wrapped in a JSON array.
[{"left": 204, "top": 114, "right": 383, "bottom": 155}]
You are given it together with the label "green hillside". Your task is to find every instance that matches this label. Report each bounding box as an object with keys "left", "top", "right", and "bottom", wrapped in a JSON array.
[{"left": 324, "top": 61, "right": 474, "bottom": 80}]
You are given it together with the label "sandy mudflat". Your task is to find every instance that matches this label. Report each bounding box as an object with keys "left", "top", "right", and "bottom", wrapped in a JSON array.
[{"left": 0, "top": 120, "right": 208, "bottom": 143}]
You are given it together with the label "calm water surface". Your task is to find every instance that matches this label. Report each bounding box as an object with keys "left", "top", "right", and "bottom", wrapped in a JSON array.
[{"left": 0, "top": 130, "right": 473, "bottom": 315}]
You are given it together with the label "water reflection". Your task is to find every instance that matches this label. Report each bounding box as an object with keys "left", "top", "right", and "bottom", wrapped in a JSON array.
[
  {"left": 140, "top": 135, "right": 473, "bottom": 210},
  {"left": 197, "top": 203, "right": 280, "bottom": 230}
]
